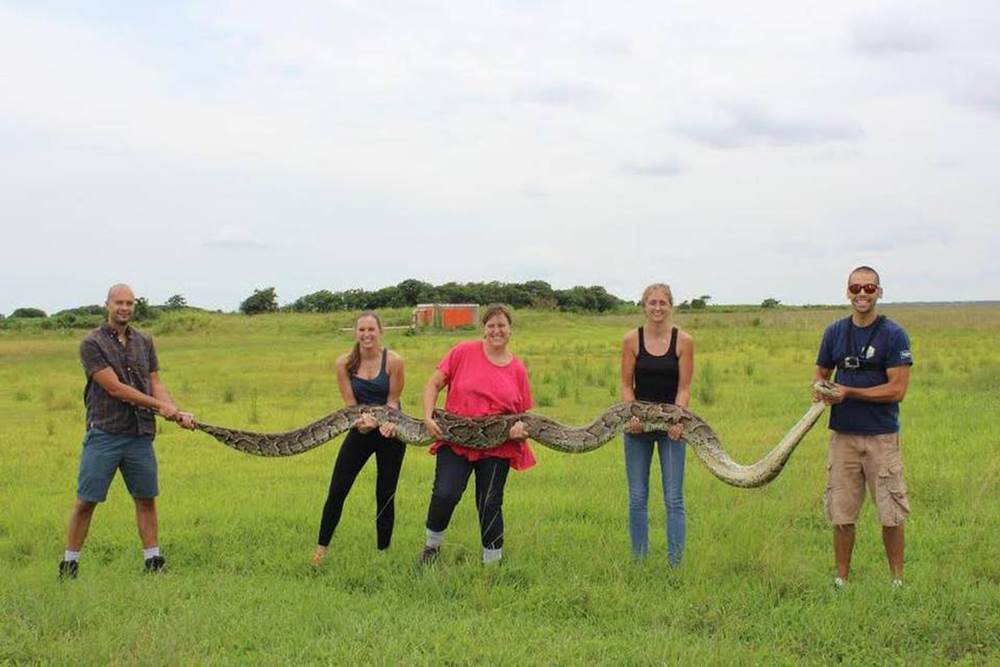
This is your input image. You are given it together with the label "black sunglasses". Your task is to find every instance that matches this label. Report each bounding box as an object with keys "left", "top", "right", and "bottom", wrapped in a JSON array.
[{"left": 848, "top": 283, "right": 879, "bottom": 295}]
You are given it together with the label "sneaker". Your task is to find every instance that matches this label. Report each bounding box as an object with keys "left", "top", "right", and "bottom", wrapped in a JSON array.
[
  {"left": 418, "top": 545, "right": 440, "bottom": 566},
  {"left": 833, "top": 576, "right": 846, "bottom": 589},
  {"left": 482, "top": 548, "right": 503, "bottom": 565},
  {"left": 144, "top": 555, "right": 167, "bottom": 573},
  {"left": 58, "top": 560, "right": 79, "bottom": 580},
  {"left": 891, "top": 578, "right": 904, "bottom": 589},
  {"left": 311, "top": 546, "right": 328, "bottom": 567}
]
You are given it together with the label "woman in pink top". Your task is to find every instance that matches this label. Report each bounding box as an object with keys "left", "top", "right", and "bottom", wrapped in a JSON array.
[{"left": 419, "top": 304, "right": 533, "bottom": 566}]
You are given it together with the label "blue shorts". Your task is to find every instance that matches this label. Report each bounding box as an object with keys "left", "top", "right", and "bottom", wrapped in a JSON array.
[{"left": 77, "top": 428, "right": 158, "bottom": 502}]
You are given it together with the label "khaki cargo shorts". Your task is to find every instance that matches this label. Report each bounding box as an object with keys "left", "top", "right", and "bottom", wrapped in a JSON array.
[{"left": 824, "top": 432, "right": 911, "bottom": 527}]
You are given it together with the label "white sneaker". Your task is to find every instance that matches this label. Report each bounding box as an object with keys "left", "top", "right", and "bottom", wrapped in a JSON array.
[
  {"left": 833, "top": 577, "right": 847, "bottom": 589},
  {"left": 891, "top": 578, "right": 904, "bottom": 589}
]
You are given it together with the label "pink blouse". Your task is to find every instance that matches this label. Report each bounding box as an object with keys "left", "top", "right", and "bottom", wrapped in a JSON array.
[{"left": 429, "top": 340, "right": 536, "bottom": 471}]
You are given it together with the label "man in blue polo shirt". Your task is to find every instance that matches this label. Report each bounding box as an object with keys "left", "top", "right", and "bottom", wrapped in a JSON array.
[{"left": 814, "top": 266, "right": 913, "bottom": 588}]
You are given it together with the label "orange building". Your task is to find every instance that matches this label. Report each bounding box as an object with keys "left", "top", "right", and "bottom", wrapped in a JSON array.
[{"left": 413, "top": 304, "right": 480, "bottom": 329}]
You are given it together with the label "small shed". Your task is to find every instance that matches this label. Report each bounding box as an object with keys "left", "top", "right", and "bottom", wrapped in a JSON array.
[{"left": 413, "top": 303, "right": 480, "bottom": 329}]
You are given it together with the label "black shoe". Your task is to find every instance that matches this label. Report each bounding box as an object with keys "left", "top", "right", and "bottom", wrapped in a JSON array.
[
  {"left": 144, "top": 555, "right": 167, "bottom": 573},
  {"left": 58, "top": 560, "right": 79, "bottom": 580},
  {"left": 418, "top": 546, "right": 440, "bottom": 566}
]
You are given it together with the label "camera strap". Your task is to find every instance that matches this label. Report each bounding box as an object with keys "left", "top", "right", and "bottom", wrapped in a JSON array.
[{"left": 838, "top": 315, "right": 886, "bottom": 371}]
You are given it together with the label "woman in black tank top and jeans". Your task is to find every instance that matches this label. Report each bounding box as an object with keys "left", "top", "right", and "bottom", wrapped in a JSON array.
[
  {"left": 312, "top": 311, "right": 406, "bottom": 565},
  {"left": 620, "top": 283, "right": 694, "bottom": 567}
]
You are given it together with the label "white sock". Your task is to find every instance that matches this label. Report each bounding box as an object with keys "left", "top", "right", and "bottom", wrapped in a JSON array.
[
  {"left": 483, "top": 547, "right": 503, "bottom": 564},
  {"left": 143, "top": 546, "right": 160, "bottom": 559},
  {"left": 64, "top": 550, "right": 80, "bottom": 562},
  {"left": 425, "top": 529, "right": 445, "bottom": 548}
]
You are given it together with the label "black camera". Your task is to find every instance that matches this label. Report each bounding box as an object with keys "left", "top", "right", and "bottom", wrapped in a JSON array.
[{"left": 841, "top": 356, "right": 861, "bottom": 370}]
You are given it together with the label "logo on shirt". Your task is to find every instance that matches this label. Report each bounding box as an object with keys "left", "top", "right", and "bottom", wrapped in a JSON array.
[{"left": 900, "top": 350, "right": 912, "bottom": 360}]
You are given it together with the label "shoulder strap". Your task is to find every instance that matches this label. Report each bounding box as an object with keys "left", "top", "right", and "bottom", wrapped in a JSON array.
[
  {"left": 379, "top": 348, "right": 388, "bottom": 375},
  {"left": 843, "top": 316, "right": 856, "bottom": 359},
  {"left": 864, "top": 316, "right": 887, "bottom": 354},
  {"left": 637, "top": 327, "right": 646, "bottom": 356},
  {"left": 667, "top": 327, "right": 678, "bottom": 356}
]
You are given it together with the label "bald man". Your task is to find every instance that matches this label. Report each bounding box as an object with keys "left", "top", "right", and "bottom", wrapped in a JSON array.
[{"left": 59, "top": 284, "right": 195, "bottom": 579}]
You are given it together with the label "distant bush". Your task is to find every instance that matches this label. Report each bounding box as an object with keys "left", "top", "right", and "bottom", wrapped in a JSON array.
[
  {"left": 11, "top": 307, "right": 47, "bottom": 318},
  {"left": 761, "top": 298, "right": 780, "bottom": 309},
  {"left": 41, "top": 313, "right": 104, "bottom": 330},
  {"left": 53, "top": 305, "right": 105, "bottom": 317}
]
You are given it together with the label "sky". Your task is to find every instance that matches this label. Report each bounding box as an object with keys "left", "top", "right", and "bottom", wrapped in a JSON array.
[{"left": 1, "top": 0, "right": 998, "bottom": 314}]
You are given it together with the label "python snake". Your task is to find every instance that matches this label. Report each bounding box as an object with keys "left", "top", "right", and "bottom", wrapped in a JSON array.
[{"left": 195, "top": 381, "right": 837, "bottom": 488}]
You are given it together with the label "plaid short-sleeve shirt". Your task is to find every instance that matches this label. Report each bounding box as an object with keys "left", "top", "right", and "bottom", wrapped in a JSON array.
[{"left": 80, "top": 323, "right": 160, "bottom": 436}]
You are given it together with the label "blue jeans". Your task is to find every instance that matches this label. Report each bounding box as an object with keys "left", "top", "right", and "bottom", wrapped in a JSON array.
[{"left": 624, "top": 432, "right": 686, "bottom": 565}]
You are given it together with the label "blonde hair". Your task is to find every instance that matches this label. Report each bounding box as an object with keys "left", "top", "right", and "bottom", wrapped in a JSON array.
[
  {"left": 345, "top": 311, "right": 383, "bottom": 376},
  {"left": 641, "top": 283, "right": 673, "bottom": 306}
]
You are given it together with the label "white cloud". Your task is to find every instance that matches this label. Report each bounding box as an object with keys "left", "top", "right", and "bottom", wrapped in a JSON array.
[
  {"left": 674, "top": 105, "right": 864, "bottom": 149},
  {"left": 512, "top": 83, "right": 610, "bottom": 109},
  {"left": 851, "top": 13, "right": 936, "bottom": 56},
  {"left": 619, "top": 159, "right": 685, "bottom": 177}
]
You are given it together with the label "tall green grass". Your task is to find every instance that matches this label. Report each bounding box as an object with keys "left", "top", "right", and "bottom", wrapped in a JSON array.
[{"left": 1, "top": 306, "right": 998, "bottom": 664}]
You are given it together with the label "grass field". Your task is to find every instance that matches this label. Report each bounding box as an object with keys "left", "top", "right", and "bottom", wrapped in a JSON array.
[{"left": 1, "top": 305, "right": 998, "bottom": 665}]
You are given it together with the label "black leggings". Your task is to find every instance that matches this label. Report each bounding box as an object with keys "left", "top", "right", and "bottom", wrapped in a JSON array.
[
  {"left": 317, "top": 428, "right": 405, "bottom": 549},
  {"left": 425, "top": 446, "right": 511, "bottom": 550}
]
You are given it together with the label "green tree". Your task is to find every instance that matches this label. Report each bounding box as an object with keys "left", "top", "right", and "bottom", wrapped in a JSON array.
[
  {"left": 240, "top": 288, "right": 279, "bottom": 315},
  {"left": 395, "top": 279, "right": 436, "bottom": 306},
  {"left": 368, "top": 286, "right": 401, "bottom": 309},
  {"left": 289, "top": 290, "right": 342, "bottom": 313},
  {"left": 690, "top": 294, "right": 711, "bottom": 309},
  {"left": 522, "top": 280, "right": 556, "bottom": 308},
  {"left": 133, "top": 297, "right": 159, "bottom": 321},
  {"left": 339, "top": 289, "right": 371, "bottom": 310},
  {"left": 554, "top": 285, "right": 622, "bottom": 312},
  {"left": 761, "top": 297, "right": 780, "bottom": 309},
  {"left": 164, "top": 294, "right": 188, "bottom": 310}
]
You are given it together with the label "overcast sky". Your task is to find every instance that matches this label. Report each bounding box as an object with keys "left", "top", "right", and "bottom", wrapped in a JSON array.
[{"left": 2, "top": 0, "right": 998, "bottom": 314}]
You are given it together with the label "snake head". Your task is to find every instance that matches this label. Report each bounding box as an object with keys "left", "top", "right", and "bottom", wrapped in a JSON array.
[{"left": 812, "top": 380, "right": 839, "bottom": 400}]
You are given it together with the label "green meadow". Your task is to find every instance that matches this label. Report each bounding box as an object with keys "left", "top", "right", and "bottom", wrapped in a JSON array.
[{"left": 1, "top": 305, "right": 997, "bottom": 665}]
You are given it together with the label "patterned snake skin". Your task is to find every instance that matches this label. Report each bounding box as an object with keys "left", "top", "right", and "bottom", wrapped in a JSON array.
[{"left": 195, "top": 382, "right": 837, "bottom": 488}]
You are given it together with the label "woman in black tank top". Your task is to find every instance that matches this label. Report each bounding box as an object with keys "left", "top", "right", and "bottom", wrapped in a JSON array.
[
  {"left": 312, "top": 311, "right": 406, "bottom": 565},
  {"left": 619, "top": 284, "right": 695, "bottom": 567}
]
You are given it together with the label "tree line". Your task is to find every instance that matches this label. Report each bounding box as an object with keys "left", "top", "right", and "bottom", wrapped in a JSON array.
[
  {"left": 240, "top": 280, "right": 625, "bottom": 315},
  {"left": 1, "top": 282, "right": 627, "bottom": 327},
  {"left": 2, "top": 283, "right": 787, "bottom": 326}
]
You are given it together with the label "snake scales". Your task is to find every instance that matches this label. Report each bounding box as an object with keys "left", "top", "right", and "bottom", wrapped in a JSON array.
[{"left": 196, "top": 381, "right": 837, "bottom": 488}]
